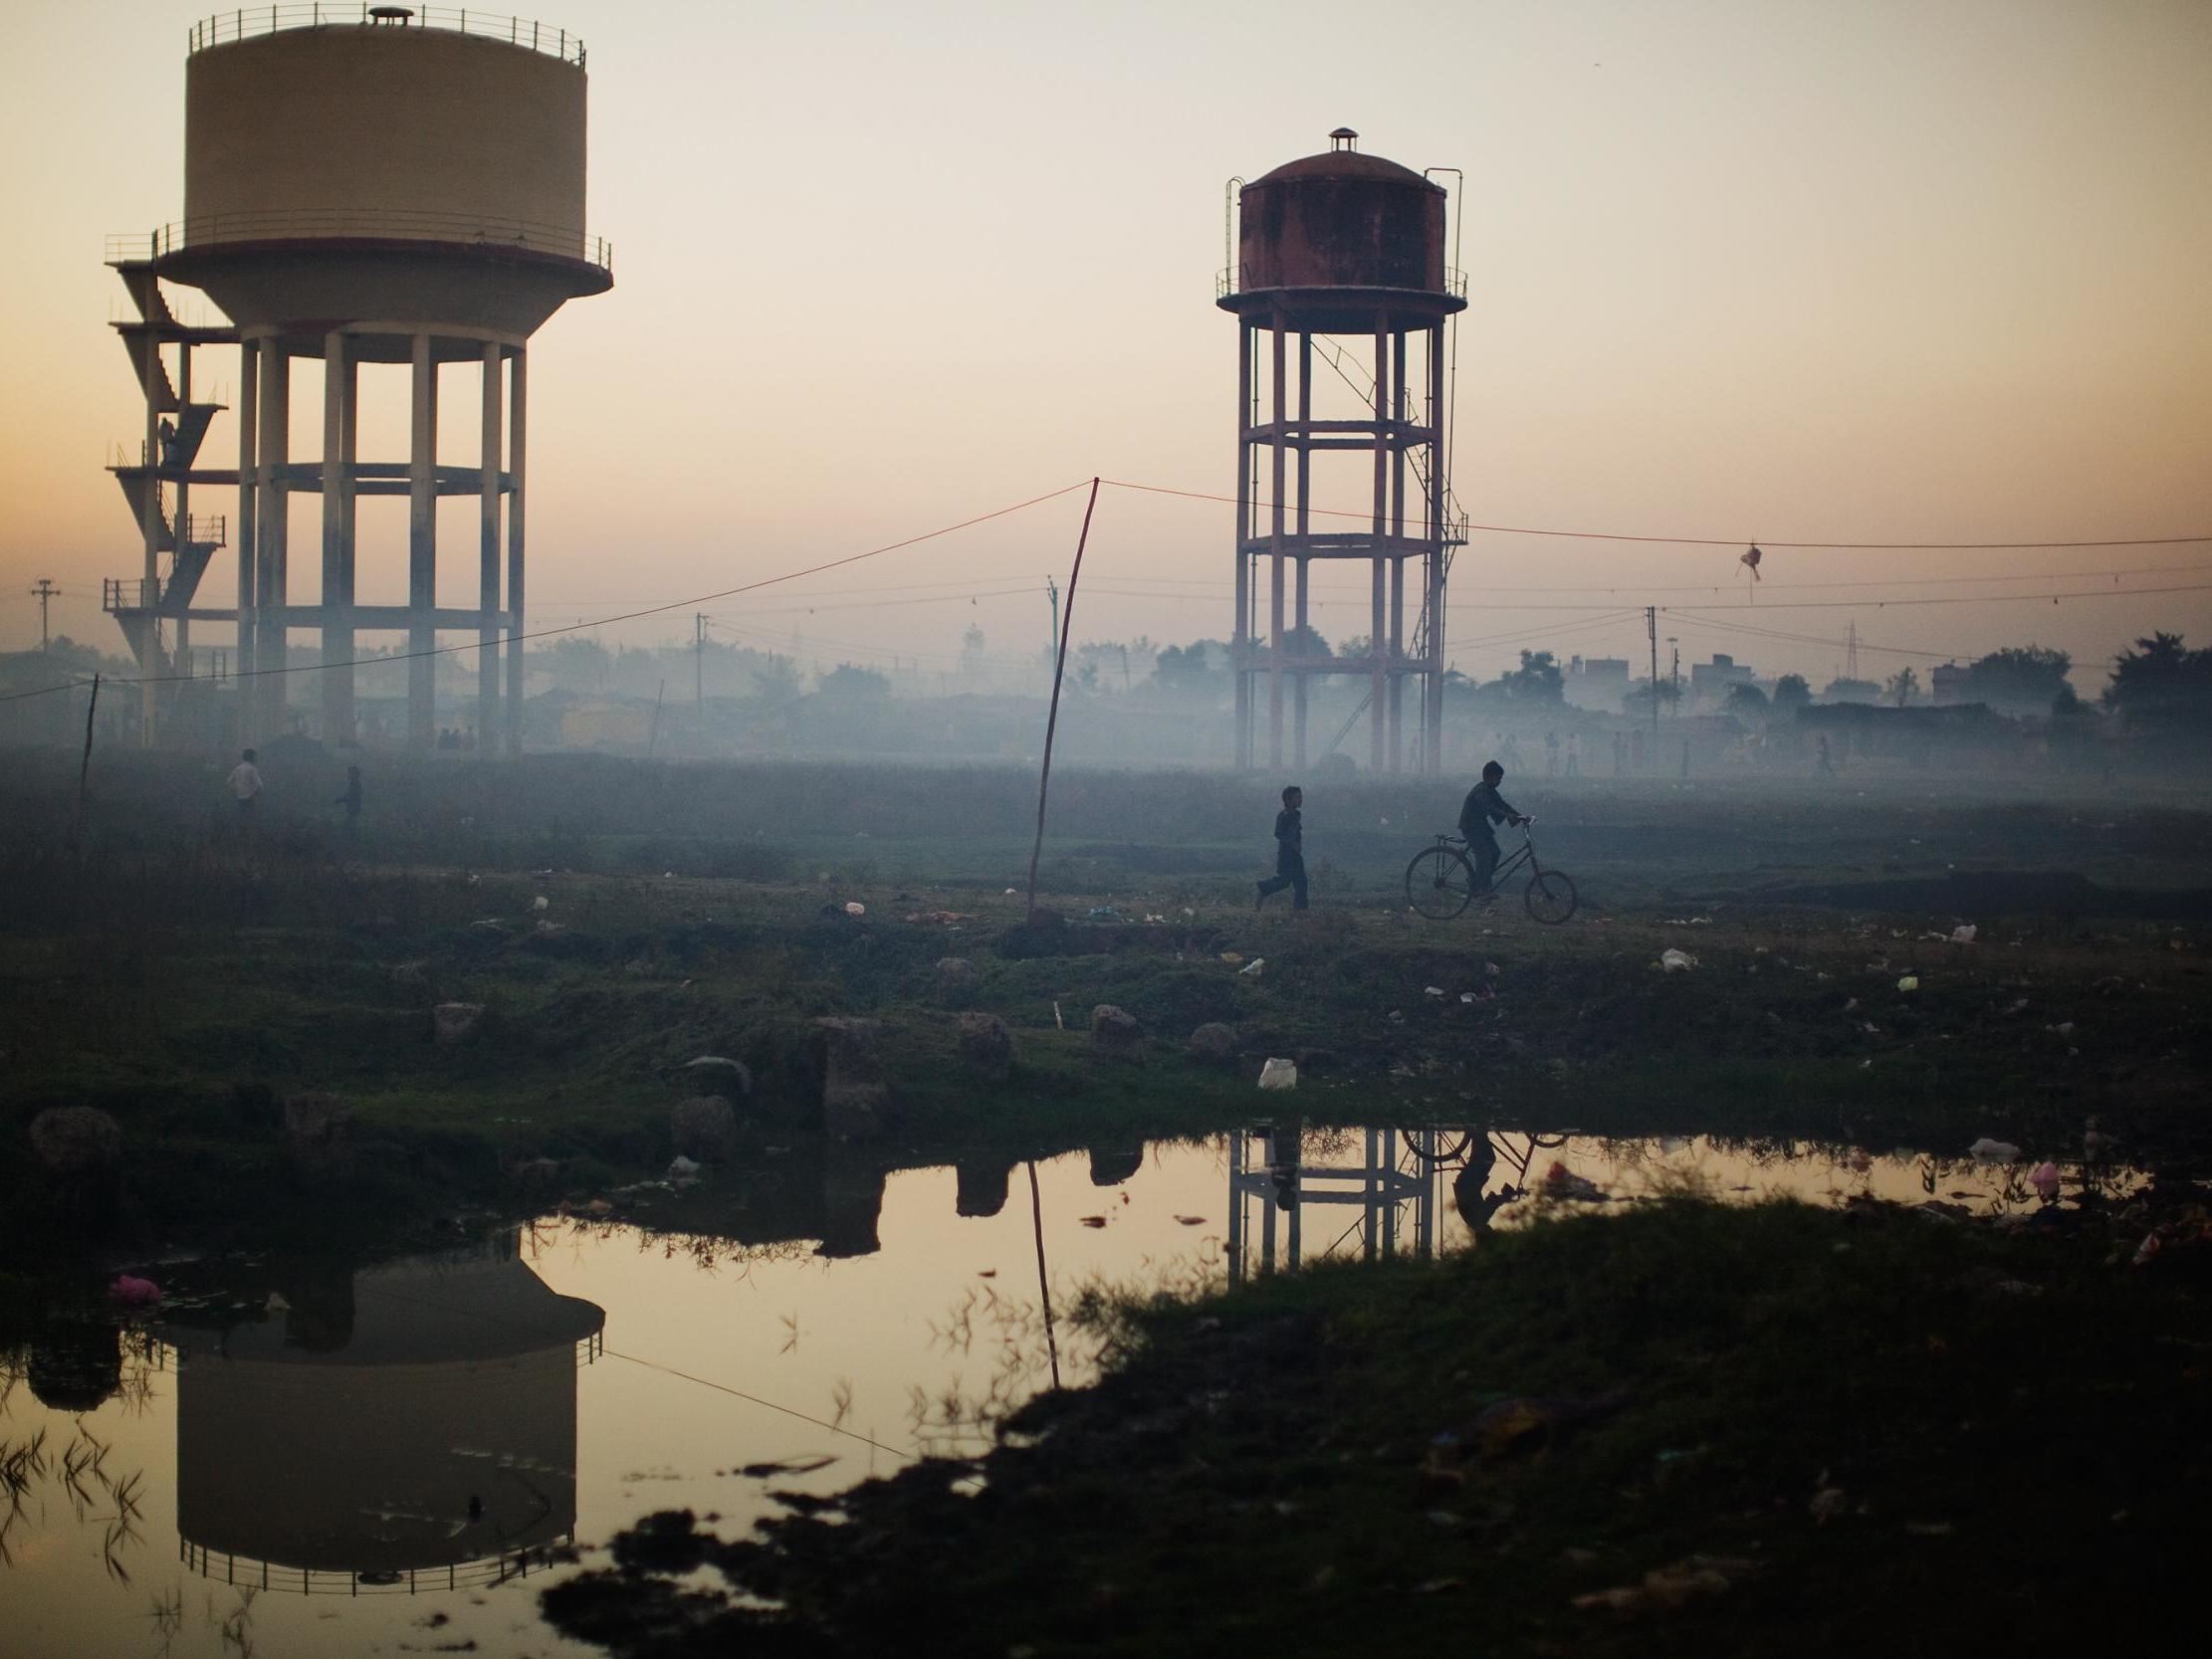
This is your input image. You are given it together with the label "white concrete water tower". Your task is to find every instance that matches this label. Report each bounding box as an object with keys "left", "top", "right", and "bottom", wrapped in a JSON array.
[{"left": 105, "top": 7, "right": 611, "bottom": 751}]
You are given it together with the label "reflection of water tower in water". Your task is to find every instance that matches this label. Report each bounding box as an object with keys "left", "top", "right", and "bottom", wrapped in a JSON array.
[
  {"left": 104, "top": 9, "right": 610, "bottom": 750},
  {"left": 1218, "top": 130, "right": 1466, "bottom": 775},
  {"left": 169, "top": 1235, "right": 604, "bottom": 1593}
]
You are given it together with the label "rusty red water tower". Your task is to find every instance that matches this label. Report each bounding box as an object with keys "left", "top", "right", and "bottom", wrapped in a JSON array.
[{"left": 1218, "top": 128, "right": 1465, "bottom": 775}]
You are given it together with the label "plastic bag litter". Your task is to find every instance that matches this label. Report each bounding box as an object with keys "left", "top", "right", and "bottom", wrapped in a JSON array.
[
  {"left": 1424, "top": 985, "right": 1446, "bottom": 998},
  {"left": 1949, "top": 925, "right": 1977, "bottom": 943},
  {"left": 1218, "top": 951, "right": 1244, "bottom": 965},
  {"left": 1257, "top": 1057, "right": 1298, "bottom": 1091},
  {"left": 1660, "top": 948, "right": 1697, "bottom": 971},
  {"left": 533, "top": 895, "right": 550, "bottom": 912},
  {"left": 1896, "top": 975, "right": 1919, "bottom": 992},
  {"left": 2029, "top": 1160, "right": 2061, "bottom": 1201},
  {"left": 1968, "top": 1137, "right": 2020, "bottom": 1163},
  {"left": 1238, "top": 957, "right": 1265, "bottom": 977},
  {"left": 843, "top": 902, "right": 866, "bottom": 917}
]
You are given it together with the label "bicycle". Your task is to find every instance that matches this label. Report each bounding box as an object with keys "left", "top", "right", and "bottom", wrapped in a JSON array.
[{"left": 1404, "top": 821, "right": 1578, "bottom": 924}]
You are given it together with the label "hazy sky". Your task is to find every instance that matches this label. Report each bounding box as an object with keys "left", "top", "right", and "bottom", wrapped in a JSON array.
[{"left": 3, "top": 0, "right": 2208, "bottom": 689}]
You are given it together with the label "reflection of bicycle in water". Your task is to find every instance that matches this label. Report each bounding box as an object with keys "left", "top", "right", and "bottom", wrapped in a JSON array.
[
  {"left": 1404, "top": 822, "right": 1578, "bottom": 924},
  {"left": 1399, "top": 1124, "right": 1567, "bottom": 1229}
]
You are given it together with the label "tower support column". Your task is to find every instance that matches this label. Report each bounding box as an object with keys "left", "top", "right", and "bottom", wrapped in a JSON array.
[
  {"left": 504, "top": 346, "right": 528, "bottom": 759},
  {"left": 321, "top": 330, "right": 355, "bottom": 742},
  {"left": 407, "top": 331, "right": 438, "bottom": 751},
  {"left": 253, "top": 339, "right": 290, "bottom": 740},
  {"left": 478, "top": 341, "right": 504, "bottom": 752}
]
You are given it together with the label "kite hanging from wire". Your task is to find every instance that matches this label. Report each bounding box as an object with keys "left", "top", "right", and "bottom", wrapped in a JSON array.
[{"left": 1740, "top": 544, "right": 1764, "bottom": 581}]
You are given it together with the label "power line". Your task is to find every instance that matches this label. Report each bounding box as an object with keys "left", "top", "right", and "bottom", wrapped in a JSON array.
[{"left": 1098, "top": 478, "right": 2212, "bottom": 551}]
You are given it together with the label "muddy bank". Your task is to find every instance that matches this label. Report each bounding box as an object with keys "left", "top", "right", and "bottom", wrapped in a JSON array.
[
  {"left": 544, "top": 1192, "right": 2212, "bottom": 1658},
  {"left": 1732, "top": 869, "right": 2212, "bottom": 920}
]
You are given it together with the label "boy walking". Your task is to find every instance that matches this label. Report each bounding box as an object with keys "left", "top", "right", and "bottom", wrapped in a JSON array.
[{"left": 1255, "top": 785, "right": 1307, "bottom": 911}]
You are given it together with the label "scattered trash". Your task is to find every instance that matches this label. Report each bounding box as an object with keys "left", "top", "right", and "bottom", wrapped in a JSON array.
[
  {"left": 1810, "top": 1485, "right": 1850, "bottom": 1525},
  {"left": 1540, "top": 1161, "right": 1606, "bottom": 1201},
  {"left": 265, "top": 1292, "right": 290, "bottom": 1313},
  {"left": 1459, "top": 992, "right": 1478, "bottom": 1004},
  {"left": 1052, "top": 1001, "right": 1064, "bottom": 1030},
  {"left": 1218, "top": 951, "right": 1244, "bottom": 965},
  {"left": 1897, "top": 975, "right": 1919, "bottom": 992},
  {"left": 843, "top": 901, "right": 866, "bottom": 917},
  {"left": 668, "top": 1155, "right": 702, "bottom": 1184},
  {"left": 1258, "top": 1057, "right": 1298, "bottom": 1091},
  {"left": 1950, "top": 925, "right": 1977, "bottom": 944},
  {"left": 1571, "top": 1556, "right": 1750, "bottom": 1617},
  {"left": 1967, "top": 1138, "right": 2020, "bottom": 1163},
  {"left": 1003, "top": 887, "right": 1018, "bottom": 896},
  {"left": 1085, "top": 906, "right": 1124, "bottom": 921},
  {"left": 2132, "top": 1232, "right": 2160, "bottom": 1268},
  {"left": 1078, "top": 1215, "right": 1107, "bottom": 1228},
  {"left": 904, "top": 911, "right": 971, "bottom": 925},
  {"left": 1424, "top": 985, "right": 1445, "bottom": 999},
  {"left": 1659, "top": 948, "right": 1696, "bottom": 972},
  {"left": 1174, "top": 1215, "right": 1206, "bottom": 1226},
  {"left": 532, "top": 895, "right": 550, "bottom": 913},
  {"left": 1238, "top": 957, "right": 1264, "bottom": 977},
  {"left": 110, "top": 1275, "right": 161, "bottom": 1308},
  {"left": 2030, "top": 1161, "right": 2061, "bottom": 1201}
]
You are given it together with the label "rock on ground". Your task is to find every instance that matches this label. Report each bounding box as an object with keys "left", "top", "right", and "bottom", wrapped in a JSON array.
[
  {"left": 671, "top": 1096, "right": 740, "bottom": 1161},
  {"left": 956, "top": 1011, "right": 1013, "bottom": 1072},
  {"left": 281, "top": 1093, "right": 352, "bottom": 1176},
  {"left": 680, "top": 1056, "right": 753, "bottom": 1100},
  {"left": 815, "top": 1017, "right": 891, "bottom": 1141},
  {"left": 1189, "top": 1022, "right": 1239, "bottom": 1066},
  {"left": 433, "top": 1002, "right": 486, "bottom": 1046},
  {"left": 934, "top": 957, "right": 982, "bottom": 1008},
  {"left": 28, "top": 1107, "right": 121, "bottom": 1177},
  {"left": 1090, "top": 1004, "right": 1143, "bottom": 1052}
]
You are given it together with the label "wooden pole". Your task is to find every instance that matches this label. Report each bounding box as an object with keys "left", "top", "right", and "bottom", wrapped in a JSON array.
[
  {"left": 1022, "top": 478, "right": 1101, "bottom": 922},
  {"left": 74, "top": 674, "right": 101, "bottom": 843}
]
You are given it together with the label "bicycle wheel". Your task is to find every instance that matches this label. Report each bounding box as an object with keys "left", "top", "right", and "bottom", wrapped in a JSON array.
[
  {"left": 1405, "top": 847, "right": 1475, "bottom": 920},
  {"left": 1400, "top": 1127, "right": 1473, "bottom": 1166},
  {"left": 1524, "top": 868, "right": 1578, "bottom": 925}
]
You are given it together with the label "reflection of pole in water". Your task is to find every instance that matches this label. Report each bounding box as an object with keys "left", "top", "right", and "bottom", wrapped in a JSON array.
[{"left": 1025, "top": 1160, "right": 1060, "bottom": 1389}]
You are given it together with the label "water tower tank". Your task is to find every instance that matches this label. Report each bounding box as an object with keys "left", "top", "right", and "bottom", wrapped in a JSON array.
[
  {"left": 1230, "top": 128, "right": 1450, "bottom": 331},
  {"left": 163, "top": 12, "right": 608, "bottom": 341}
]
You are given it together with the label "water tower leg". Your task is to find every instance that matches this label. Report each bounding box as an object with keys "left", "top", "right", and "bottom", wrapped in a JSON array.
[
  {"left": 1369, "top": 314, "right": 1391, "bottom": 773},
  {"left": 1427, "top": 323, "right": 1447, "bottom": 775},
  {"left": 255, "top": 343, "right": 290, "bottom": 739},
  {"left": 1293, "top": 332, "right": 1311, "bottom": 767},
  {"left": 505, "top": 348, "right": 528, "bottom": 760},
  {"left": 478, "top": 342, "right": 504, "bottom": 754},
  {"left": 1266, "top": 311, "right": 1286, "bottom": 768},
  {"left": 408, "top": 332, "right": 438, "bottom": 752},
  {"left": 1232, "top": 322, "right": 1252, "bottom": 769},
  {"left": 235, "top": 340, "right": 259, "bottom": 735},
  {"left": 1293, "top": 555, "right": 1309, "bottom": 765},
  {"left": 1389, "top": 557, "right": 1405, "bottom": 773},
  {"left": 140, "top": 328, "right": 163, "bottom": 746},
  {"left": 321, "top": 330, "right": 354, "bottom": 743}
]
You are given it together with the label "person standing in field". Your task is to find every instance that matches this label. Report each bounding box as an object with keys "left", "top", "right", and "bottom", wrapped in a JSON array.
[
  {"left": 1458, "top": 760, "right": 1527, "bottom": 902},
  {"left": 228, "top": 748, "right": 264, "bottom": 816},
  {"left": 1254, "top": 784, "right": 1307, "bottom": 912},
  {"left": 335, "top": 763, "right": 363, "bottom": 832}
]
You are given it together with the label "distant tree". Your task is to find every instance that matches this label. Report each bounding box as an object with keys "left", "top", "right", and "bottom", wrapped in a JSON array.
[
  {"left": 960, "top": 624, "right": 986, "bottom": 672},
  {"left": 1284, "top": 623, "right": 1331, "bottom": 660},
  {"left": 534, "top": 636, "right": 612, "bottom": 692},
  {"left": 816, "top": 663, "right": 891, "bottom": 702},
  {"left": 1771, "top": 674, "right": 1812, "bottom": 713},
  {"left": 1966, "top": 645, "right": 2072, "bottom": 715},
  {"left": 1492, "top": 650, "right": 1565, "bottom": 705},
  {"left": 1151, "top": 640, "right": 1222, "bottom": 697},
  {"left": 1821, "top": 677, "right": 1880, "bottom": 704},
  {"left": 750, "top": 654, "right": 803, "bottom": 704},
  {"left": 1625, "top": 676, "right": 1681, "bottom": 717},
  {"left": 2103, "top": 632, "right": 2212, "bottom": 741},
  {"left": 1886, "top": 667, "right": 1920, "bottom": 708}
]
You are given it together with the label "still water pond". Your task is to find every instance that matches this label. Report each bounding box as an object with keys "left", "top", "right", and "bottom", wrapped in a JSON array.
[{"left": 1, "top": 1127, "right": 2108, "bottom": 1658}]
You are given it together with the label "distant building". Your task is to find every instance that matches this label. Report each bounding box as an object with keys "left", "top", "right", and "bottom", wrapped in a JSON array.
[
  {"left": 1565, "top": 655, "right": 1631, "bottom": 711},
  {"left": 1689, "top": 653, "right": 1756, "bottom": 707},
  {"left": 1930, "top": 662, "right": 1973, "bottom": 706}
]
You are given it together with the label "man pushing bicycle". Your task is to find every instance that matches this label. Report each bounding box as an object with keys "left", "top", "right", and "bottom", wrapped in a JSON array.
[{"left": 1458, "top": 760, "right": 1528, "bottom": 902}]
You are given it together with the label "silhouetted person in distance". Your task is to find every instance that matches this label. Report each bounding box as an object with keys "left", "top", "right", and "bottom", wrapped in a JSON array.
[
  {"left": 1255, "top": 784, "right": 1307, "bottom": 911},
  {"left": 228, "top": 748, "right": 263, "bottom": 816},
  {"left": 1613, "top": 730, "right": 1628, "bottom": 776},
  {"left": 1544, "top": 730, "right": 1560, "bottom": 775},
  {"left": 1458, "top": 760, "right": 1527, "bottom": 901},
  {"left": 334, "top": 764, "right": 362, "bottom": 831},
  {"left": 1816, "top": 733, "right": 1835, "bottom": 777}
]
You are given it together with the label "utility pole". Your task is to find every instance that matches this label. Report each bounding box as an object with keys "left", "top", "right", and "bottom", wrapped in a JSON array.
[
  {"left": 30, "top": 578, "right": 57, "bottom": 650},
  {"left": 693, "top": 612, "right": 705, "bottom": 715},
  {"left": 1044, "top": 575, "right": 1060, "bottom": 661},
  {"left": 1668, "top": 638, "right": 1680, "bottom": 711},
  {"left": 1845, "top": 620, "right": 1860, "bottom": 682},
  {"left": 1646, "top": 606, "right": 1659, "bottom": 740}
]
